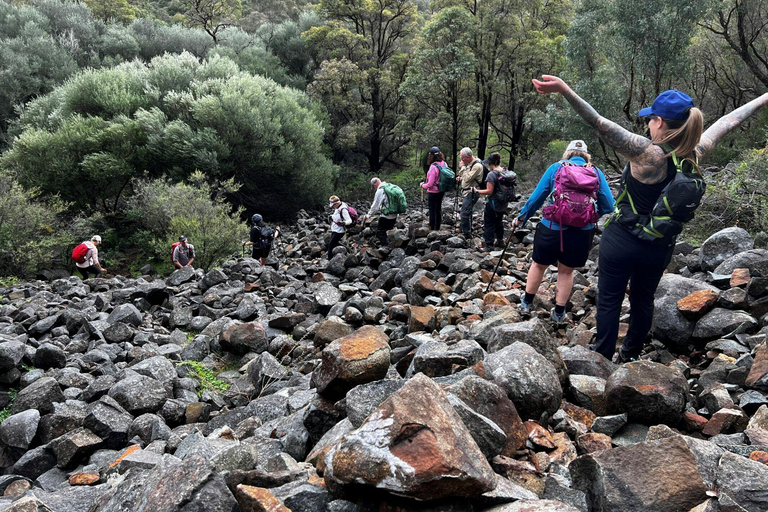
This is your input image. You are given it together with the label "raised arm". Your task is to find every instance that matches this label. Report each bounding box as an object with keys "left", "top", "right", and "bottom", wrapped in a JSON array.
[
  {"left": 696, "top": 93, "right": 768, "bottom": 160},
  {"left": 532, "top": 75, "right": 652, "bottom": 159}
]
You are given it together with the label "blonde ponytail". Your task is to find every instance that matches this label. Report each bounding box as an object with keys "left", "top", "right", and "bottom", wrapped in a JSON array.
[{"left": 653, "top": 107, "right": 704, "bottom": 173}]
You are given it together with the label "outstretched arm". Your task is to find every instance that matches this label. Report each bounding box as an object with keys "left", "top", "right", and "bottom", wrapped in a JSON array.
[
  {"left": 696, "top": 93, "right": 768, "bottom": 160},
  {"left": 532, "top": 75, "right": 652, "bottom": 159}
]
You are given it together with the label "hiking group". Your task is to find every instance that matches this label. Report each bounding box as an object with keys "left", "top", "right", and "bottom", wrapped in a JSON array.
[{"left": 67, "top": 73, "right": 768, "bottom": 365}]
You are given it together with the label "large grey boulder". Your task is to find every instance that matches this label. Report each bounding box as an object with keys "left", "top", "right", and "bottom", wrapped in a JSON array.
[
  {"left": 484, "top": 342, "right": 562, "bottom": 421},
  {"left": 106, "top": 304, "right": 143, "bottom": 327},
  {"left": 714, "top": 248, "right": 768, "bottom": 276},
  {"left": 653, "top": 274, "right": 719, "bottom": 345},
  {"left": 130, "top": 355, "right": 177, "bottom": 384},
  {"left": 406, "top": 339, "right": 485, "bottom": 378},
  {"left": 488, "top": 318, "right": 567, "bottom": 384},
  {"left": 692, "top": 308, "right": 757, "bottom": 339},
  {"left": 0, "top": 340, "right": 25, "bottom": 372},
  {"left": 699, "top": 227, "right": 754, "bottom": 271},
  {"left": 716, "top": 450, "right": 768, "bottom": 511},
  {"left": 12, "top": 377, "right": 65, "bottom": 415},
  {"left": 167, "top": 265, "right": 197, "bottom": 286},
  {"left": 108, "top": 375, "right": 168, "bottom": 415},
  {"left": 0, "top": 409, "right": 40, "bottom": 449}
]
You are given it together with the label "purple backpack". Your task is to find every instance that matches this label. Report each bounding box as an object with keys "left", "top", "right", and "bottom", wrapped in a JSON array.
[{"left": 542, "top": 161, "right": 599, "bottom": 249}]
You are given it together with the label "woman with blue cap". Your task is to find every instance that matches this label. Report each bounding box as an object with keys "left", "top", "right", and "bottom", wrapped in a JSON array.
[{"left": 532, "top": 74, "right": 768, "bottom": 362}]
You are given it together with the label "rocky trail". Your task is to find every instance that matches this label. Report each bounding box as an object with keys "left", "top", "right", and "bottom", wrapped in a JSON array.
[{"left": 1, "top": 200, "right": 768, "bottom": 512}]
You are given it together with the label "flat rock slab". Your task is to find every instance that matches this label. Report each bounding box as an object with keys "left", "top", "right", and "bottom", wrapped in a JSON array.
[{"left": 324, "top": 373, "right": 495, "bottom": 500}]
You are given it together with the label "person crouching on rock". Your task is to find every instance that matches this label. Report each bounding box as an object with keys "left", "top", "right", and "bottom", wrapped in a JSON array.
[
  {"left": 243, "top": 214, "right": 280, "bottom": 266},
  {"left": 75, "top": 235, "right": 107, "bottom": 279},
  {"left": 327, "top": 196, "right": 352, "bottom": 259},
  {"left": 172, "top": 235, "right": 195, "bottom": 269},
  {"left": 510, "top": 140, "right": 614, "bottom": 324}
]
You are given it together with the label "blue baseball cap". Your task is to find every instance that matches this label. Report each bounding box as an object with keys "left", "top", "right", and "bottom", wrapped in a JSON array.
[{"left": 638, "top": 90, "right": 694, "bottom": 121}]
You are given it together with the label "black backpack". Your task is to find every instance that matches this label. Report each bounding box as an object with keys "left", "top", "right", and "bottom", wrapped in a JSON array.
[
  {"left": 255, "top": 227, "right": 275, "bottom": 249},
  {"left": 610, "top": 145, "right": 705, "bottom": 243},
  {"left": 489, "top": 169, "right": 517, "bottom": 212}
]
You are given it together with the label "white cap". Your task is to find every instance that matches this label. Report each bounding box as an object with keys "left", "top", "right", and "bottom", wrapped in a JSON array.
[
  {"left": 91, "top": 235, "right": 102, "bottom": 243},
  {"left": 566, "top": 140, "right": 588, "bottom": 153}
]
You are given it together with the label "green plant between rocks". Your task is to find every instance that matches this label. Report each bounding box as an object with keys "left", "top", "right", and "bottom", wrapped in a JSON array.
[
  {"left": 177, "top": 361, "right": 230, "bottom": 397},
  {"left": 0, "top": 388, "right": 19, "bottom": 423}
]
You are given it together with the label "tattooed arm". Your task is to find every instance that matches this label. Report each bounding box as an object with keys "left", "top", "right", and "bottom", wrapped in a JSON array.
[
  {"left": 532, "top": 75, "right": 667, "bottom": 184},
  {"left": 696, "top": 93, "right": 768, "bottom": 160}
]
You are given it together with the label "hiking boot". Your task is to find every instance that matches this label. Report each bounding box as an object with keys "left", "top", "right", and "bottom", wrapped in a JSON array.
[
  {"left": 612, "top": 348, "right": 639, "bottom": 364},
  {"left": 495, "top": 239, "right": 505, "bottom": 248},
  {"left": 519, "top": 298, "right": 532, "bottom": 315},
  {"left": 550, "top": 308, "right": 566, "bottom": 324}
]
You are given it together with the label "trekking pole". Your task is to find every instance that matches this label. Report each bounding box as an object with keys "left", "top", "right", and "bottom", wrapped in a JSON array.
[
  {"left": 484, "top": 216, "right": 518, "bottom": 294},
  {"left": 420, "top": 187, "right": 425, "bottom": 219}
]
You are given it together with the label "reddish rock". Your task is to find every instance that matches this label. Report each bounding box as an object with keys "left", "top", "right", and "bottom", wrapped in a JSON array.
[
  {"left": 244, "top": 283, "right": 259, "bottom": 292},
  {"left": 677, "top": 289, "right": 719, "bottom": 319},
  {"left": 604, "top": 361, "right": 689, "bottom": 425},
  {"left": 324, "top": 373, "right": 495, "bottom": 500},
  {"left": 481, "top": 269, "right": 501, "bottom": 284},
  {"left": 69, "top": 471, "right": 100, "bottom": 486},
  {"left": 683, "top": 412, "right": 708, "bottom": 432},
  {"left": 548, "top": 432, "right": 578, "bottom": 467},
  {"left": 412, "top": 276, "right": 437, "bottom": 297},
  {"left": 701, "top": 408, "right": 749, "bottom": 436},
  {"left": 407, "top": 305, "right": 436, "bottom": 333},
  {"left": 576, "top": 433, "right": 612, "bottom": 454},
  {"left": 745, "top": 342, "right": 768, "bottom": 391},
  {"left": 730, "top": 268, "right": 751, "bottom": 287},
  {"left": 311, "top": 325, "right": 391, "bottom": 399},
  {"left": 236, "top": 485, "right": 290, "bottom": 512},
  {"left": 483, "top": 292, "right": 511, "bottom": 306},
  {"left": 313, "top": 319, "right": 355, "bottom": 349},
  {"left": 561, "top": 401, "right": 597, "bottom": 429},
  {"left": 525, "top": 421, "right": 556, "bottom": 450},
  {"left": 749, "top": 451, "right": 768, "bottom": 465}
]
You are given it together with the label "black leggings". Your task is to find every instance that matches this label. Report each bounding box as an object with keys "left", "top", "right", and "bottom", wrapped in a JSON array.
[
  {"left": 428, "top": 192, "right": 444, "bottom": 230},
  {"left": 328, "top": 232, "right": 345, "bottom": 258},
  {"left": 594, "top": 223, "right": 674, "bottom": 359},
  {"left": 77, "top": 265, "right": 101, "bottom": 279},
  {"left": 483, "top": 201, "right": 505, "bottom": 245},
  {"left": 376, "top": 217, "right": 397, "bottom": 246}
]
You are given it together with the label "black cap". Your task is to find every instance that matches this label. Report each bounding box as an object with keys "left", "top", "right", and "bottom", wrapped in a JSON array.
[
  {"left": 179, "top": 235, "right": 187, "bottom": 242},
  {"left": 429, "top": 146, "right": 440, "bottom": 155}
]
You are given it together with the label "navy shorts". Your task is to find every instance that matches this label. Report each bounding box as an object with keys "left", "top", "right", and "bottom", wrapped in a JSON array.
[{"left": 532, "top": 224, "right": 594, "bottom": 268}]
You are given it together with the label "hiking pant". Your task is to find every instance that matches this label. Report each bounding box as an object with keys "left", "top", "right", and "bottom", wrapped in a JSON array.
[
  {"left": 77, "top": 265, "right": 101, "bottom": 280},
  {"left": 483, "top": 201, "right": 505, "bottom": 246},
  {"left": 428, "top": 192, "right": 444, "bottom": 230},
  {"left": 376, "top": 217, "right": 397, "bottom": 246},
  {"left": 328, "top": 232, "right": 345, "bottom": 258},
  {"left": 461, "top": 192, "right": 479, "bottom": 236},
  {"left": 594, "top": 223, "right": 674, "bottom": 360}
]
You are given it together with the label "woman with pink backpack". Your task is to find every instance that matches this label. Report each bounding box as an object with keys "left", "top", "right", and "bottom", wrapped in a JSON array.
[{"left": 510, "top": 140, "right": 614, "bottom": 323}]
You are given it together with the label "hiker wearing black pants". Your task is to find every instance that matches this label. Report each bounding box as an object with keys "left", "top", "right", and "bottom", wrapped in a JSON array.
[
  {"left": 421, "top": 146, "right": 445, "bottom": 230},
  {"left": 473, "top": 153, "right": 507, "bottom": 252},
  {"left": 361, "top": 178, "right": 398, "bottom": 246},
  {"left": 456, "top": 147, "right": 484, "bottom": 237},
  {"left": 533, "top": 74, "right": 768, "bottom": 362},
  {"left": 328, "top": 195, "right": 352, "bottom": 258}
]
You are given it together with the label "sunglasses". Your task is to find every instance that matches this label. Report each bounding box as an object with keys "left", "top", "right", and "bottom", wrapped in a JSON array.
[{"left": 644, "top": 115, "right": 659, "bottom": 125}]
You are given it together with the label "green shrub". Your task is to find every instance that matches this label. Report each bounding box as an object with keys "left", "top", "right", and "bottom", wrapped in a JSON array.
[
  {"left": 127, "top": 171, "right": 245, "bottom": 271},
  {"left": 177, "top": 361, "right": 230, "bottom": 397}
]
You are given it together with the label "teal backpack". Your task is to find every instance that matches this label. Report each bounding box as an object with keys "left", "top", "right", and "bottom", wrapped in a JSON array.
[
  {"left": 382, "top": 183, "right": 407, "bottom": 215},
  {"left": 436, "top": 162, "right": 456, "bottom": 193}
]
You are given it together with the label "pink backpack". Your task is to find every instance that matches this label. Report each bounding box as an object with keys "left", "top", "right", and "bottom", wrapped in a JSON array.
[{"left": 542, "top": 162, "right": 599, "bottom": 250}]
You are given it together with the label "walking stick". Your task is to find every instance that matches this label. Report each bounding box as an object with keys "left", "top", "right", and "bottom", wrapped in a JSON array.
[
  {"left": 484, "top": 219, "right": 518, "bottom": 294},
  {"left": 453, "top": 187, "right": 460, "bottom": 228},
  {"left": 420, "top": 188, "right": 425, "bottom": 219}
]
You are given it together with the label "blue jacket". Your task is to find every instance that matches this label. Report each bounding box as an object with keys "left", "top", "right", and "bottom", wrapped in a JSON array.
[{"left": 517, "top": 157, "right": 615, "bottom": 230}]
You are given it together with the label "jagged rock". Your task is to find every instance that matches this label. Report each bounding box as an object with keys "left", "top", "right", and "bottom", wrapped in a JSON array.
[
  {"left": 106, "top": 304, "right": 143, "bottom": 327},
  {"left": 345, "top": 380, "right": 406, "bottom": 428},
  {"left": 247, "top": 352, "right": 290, "bottom": 391},
  {"left": 446, "top": 375, "right": 527, "bottom": 455},
  {"left": 130, "top": 355, "right": 177, "bottom": 384},
  {"left": 653, "top": 275, "right": 720, "bottom": 345},
  {"left": 236, "top": 484, "right": 291, "bottom": 512},
  {"left": 569, "top": 375, "right": 608, "bottom": 416},
  {"left": 560, "top": 345, "right": 617, "bottom": 380},
  {"left": 716, "top": 450, "right": 768, "bottom": 511},
  {"left": 406, "top": 339, "right": 484, "bottom": 378},
  {"left": 604, "top": 361, "right": 689, "bottom": 424},
  {"left": 314, "top": 319, "right": 355, "bottom": 348},
  {"left": 1, "top": 497, "right": 55, "bottom": 512},
  {"left": 0, "top": 340, "right": 25, "bottom": 372},
  {"left": 311, "top": 325, "right": 391, "bottom": 399},
  {"left": 90, "top": 454, "right": 237, "bottom": 512},
  {"left": 714, "top": 249, "right": 768, "bottom": 276},
  {"left": 315, "top": 283, "right": 343, "bottom": 313},
  {"left": 699, "top": 227, "right": 754, "bottom": 271},
  {"left": 201, "top": 269, "right": 228, "bottom": 290},
  {"left": 32, "top": 343, "right": 66, "bottom": 369},
  {"left": 0, "top": 409, "right": 40, "bottom": 449},
  {"left": 467, "top": 308, "right": 522, "bottom": 347},
  {"left": 167, "top": 266, "right": 197, "bottom": 286},
  {"left": 408, "top": 305, "right": 437, "bottom": 332},
  {"left": 324, "top": 373, "right": 496, "bottom": 500},
  {"left": 270, "top": 479, "right": 331, "bottom": 512},
  {"left": 570, "top": 435, "right": 708, "bottom": 512},
  {"left": 488, "top": 318, "right": 568, "bottom": 384},
  {"left": 677, "top": 289, "right": 719, "bottom": 319},
  {"left": 484, "top": 342, "right": 563, "bottom": 421},
  {"left": 692, "top": 308, "right": 757, "bottom": 339},
  {"left": 12, "top": 377, "right": 65, "bottom": 415},
  {"left": 482, "top": 500, "right": 582, "bottom": 511},
  {"left": 50, "top": 427, "right": 102, "bottom": 468},
  {"left": 221, "top": 322, "right": 268, "bottom": 354},
  {"left": 746, "top": 342, "right": 768, "bottom": 391},
  {"left": 108, "top": 375, "right": 168, "bottom": 415}
]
